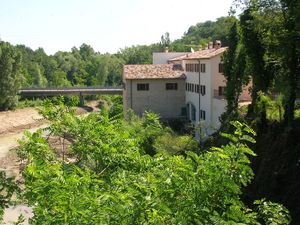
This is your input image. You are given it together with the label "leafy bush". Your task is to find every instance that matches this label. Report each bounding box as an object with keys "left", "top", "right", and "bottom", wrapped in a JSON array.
[
  {"left": 154, "top": 132, "right": 198, "bottom": 155},
  {"left": 17, "top": 103, "right": 291, "bottom": 224},
  {"left": 0, "top": 171, "right": 19, "bottom": 222},
  {"left": 254, "top": 199, "right": 291, "bottom": 224}
]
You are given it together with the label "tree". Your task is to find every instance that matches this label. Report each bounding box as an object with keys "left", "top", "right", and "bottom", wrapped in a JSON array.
[
  {"left": 17, "top": 101, "right": 291, "bottom": 224},
  {"left": 160, "top": 32, "right": 171, "bottom": 51},
  {"left": 33, "top": 63, "right": 47, "bottom": 87},
  {"left": 240, "top": 8, "right": 269, "bottom": 107},
  {"left": 0, "top": 41, "right": 22, "bottom": 110},
  {"left": 79, "top": 43, "right": 95, "bottom": 61},
  {"left": 175, "top": 17, "right": 237, "bottom": 48},
  {"left": 51, "top": 69, "right": 71, "bottom": 87},
  {"left": 223, "top": 21, "right": 249, "bottom": 118},
  {"left": 279, "top": 0, "right": 300, "bottom": 126},
  {"left": 233, "top": 0, "right": 300, "bottom": 127}
]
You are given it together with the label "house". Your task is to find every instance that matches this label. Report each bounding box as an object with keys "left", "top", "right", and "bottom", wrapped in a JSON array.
[
  {"left": 123, "top": 64, "right": 186, "bottom": 118},
  {"left": 123, "top": 41, "right": 251, "bottom": 135}
]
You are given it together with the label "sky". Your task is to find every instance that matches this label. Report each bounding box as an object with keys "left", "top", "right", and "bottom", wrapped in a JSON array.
[{"left": 0, "top": 0, "right": 233, "bottom": 55}]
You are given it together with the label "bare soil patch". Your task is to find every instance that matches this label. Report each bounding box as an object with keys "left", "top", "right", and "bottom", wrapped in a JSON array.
[{"left": 0, "top": 108, "right": 44, "bottom": 136}]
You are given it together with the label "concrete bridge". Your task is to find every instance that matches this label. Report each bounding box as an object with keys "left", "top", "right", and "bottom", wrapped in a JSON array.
[{"left": 19, "top": 86, "right": 123, "bottom": 106}]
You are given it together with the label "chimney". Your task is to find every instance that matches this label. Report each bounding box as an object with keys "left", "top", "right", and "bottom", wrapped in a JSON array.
[
  {"left": 214, "top": 40, "right": 221, "bottom": 49},
  {"left": 208, "top": 42, "right": 213, "bottom": 49}
]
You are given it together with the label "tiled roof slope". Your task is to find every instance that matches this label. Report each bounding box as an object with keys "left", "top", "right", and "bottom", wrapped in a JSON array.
[
  {"left": 169, "top": 47, "right": 227, "bottom": 61},
  {"left": 123, "top": 64, "right": 186, "bottom": 80}
]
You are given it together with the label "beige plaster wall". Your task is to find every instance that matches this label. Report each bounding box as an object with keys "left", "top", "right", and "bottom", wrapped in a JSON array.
[{"left": 124, "top": 79, "right": 186, "bottom": 118}]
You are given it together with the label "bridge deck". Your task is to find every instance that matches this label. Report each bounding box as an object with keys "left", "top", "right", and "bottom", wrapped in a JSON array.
[{"left": 19, "top": 87, "right": 123, "bottom": 97}]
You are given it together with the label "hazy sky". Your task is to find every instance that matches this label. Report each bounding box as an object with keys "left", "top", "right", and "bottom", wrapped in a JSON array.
[{"left": 0, "top": 0, "right": 233, "bottom": 55}]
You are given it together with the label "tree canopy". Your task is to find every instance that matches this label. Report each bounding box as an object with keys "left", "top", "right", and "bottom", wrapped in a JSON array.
[{"left": 222, "top": 0, "right": 300, "bottom": 127}]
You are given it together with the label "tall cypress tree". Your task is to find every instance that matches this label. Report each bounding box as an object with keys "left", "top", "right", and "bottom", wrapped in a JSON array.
[
  {"left": 280, "top": 0, "right": 300, "bottom": 126},
  {"left": 223, "top": 21, "right": 248, "bottom": 119}
]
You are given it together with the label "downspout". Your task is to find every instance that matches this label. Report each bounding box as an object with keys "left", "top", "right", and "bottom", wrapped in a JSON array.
[
  {"left": 198, "top": 60, "right": 201, "bottom": 121},
  {"left": 130, "top": 80, "right": 133, "bottom": 109},
  {"left": 198, "top": 60, "right": 203, "bottom": 146}
]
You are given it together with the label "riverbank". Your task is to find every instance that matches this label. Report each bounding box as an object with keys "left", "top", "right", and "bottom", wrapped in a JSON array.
[{"left": 0, "top": 108, "right": 44, "bottom": 136}]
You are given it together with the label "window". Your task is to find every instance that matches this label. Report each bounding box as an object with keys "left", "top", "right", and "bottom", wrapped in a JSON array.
[
  {"left": 186, "top": 64, "right": 191, "bottom": 72},
  {"left": 196, "top": 84, "right": 200, "bottom": 93},
  {"left": 137, "top": 83, "right": 149, "bottom": 91},
  {"left": 166, "top": 83, "right": 178, "bottom": 90},
  {"left": 200, "top": 85, "right": 206, "bottom": 95},
  {"left": 186, "top": 82, "right": 202, "bottom": 93},
  {"left": 219, "top": 63, "right": 224, "bottom": 73},
  {"left": 200, "top": 110, "right": 206, "bottom": 120},
  {"left": 218, "top": 86, "right": 226, "bottom": 96},
  {"left": 195, "top": 64, "right": 200, "bottom": 72},
  {"left": 200, "top": 63, "right": 206, "bottom": 73},
  {"left": 186, "top": 63, "right": 205, "bottom": 73},
  {"left": 186, "top": 63, "right": 200, "bottom": 72},
  {"left": 191, "top": 64, "right": 195, "bottom": 72}
]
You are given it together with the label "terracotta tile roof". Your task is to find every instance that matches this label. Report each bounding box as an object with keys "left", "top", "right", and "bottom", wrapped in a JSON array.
[
  {"left": 123, "top": 64, "right": 186, "bottom": 80},
  {"left": 169, "top": 47, "right": 227, "bottom": 61}
]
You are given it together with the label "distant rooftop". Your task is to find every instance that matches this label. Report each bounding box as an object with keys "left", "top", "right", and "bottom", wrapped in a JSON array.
[
  {"left": 123, "top": 64, "right": 186, "bottom": 80},
  {"left": 169, "top": 47, "right": 227, "bottom": 61}
]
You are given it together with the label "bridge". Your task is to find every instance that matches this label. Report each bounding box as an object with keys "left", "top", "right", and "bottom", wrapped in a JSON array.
[{"left": 19, "top": 87, "right": 123, "bottom": 106}]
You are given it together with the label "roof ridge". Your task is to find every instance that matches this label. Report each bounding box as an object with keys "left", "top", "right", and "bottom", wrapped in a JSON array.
[{"left": 169, "top": 47, "right": 227, "bottom": 61}]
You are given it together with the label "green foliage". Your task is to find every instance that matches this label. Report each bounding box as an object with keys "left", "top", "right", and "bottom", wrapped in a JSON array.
[
  {"left": 222, "top": 21, "right": 249, "bottom": 119},
  {"left": 17, "top": 98, "right": 44, "bottom": 109},
  {"left": 232, "top": 0, "right": 300, "bottom": 127},
  {"left": 254, "top": 199, "right": 291, "bottom": 224},
  {"left": 154, "top": 132, "right": 198, "bottom": 155},
  {"left": 160, "top": 32, "right": 171, "bottom": 50},
  {"left": 95, "top": 95, "right": 124, "bottom": 119},
  {"left": 13, "top": 43, "right": 125, "bottom": 90},
  {"left": 0, "top": 171, "right": 19, "bottom": 222},
  {"left": 107, "top": 96, "right": 123, "bottom": 118},
  {"left": 17, "top": 102, "right": 290, "bottom": 224},
  {"left": 117, "top": 44, "right": 161, "bottom": 64},
  {"left": 174, "top": 17, "right": 238, "bottom": 48},
  {"left": 0, "top": 41, "right": 22, "bottom": 110}
]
